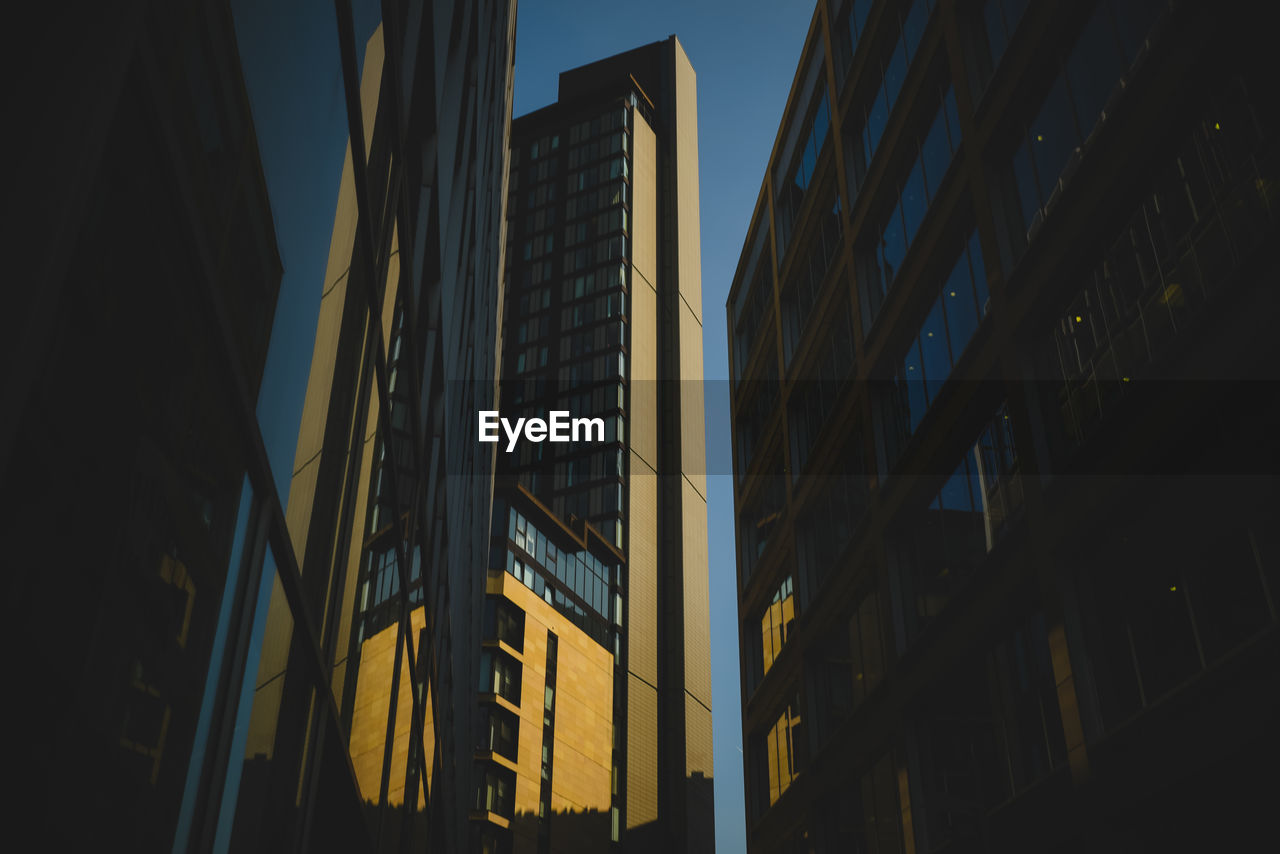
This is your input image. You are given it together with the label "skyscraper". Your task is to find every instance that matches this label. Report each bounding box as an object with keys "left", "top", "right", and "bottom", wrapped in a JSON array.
[
  {"left": 485, "top": 38, "right": 714, "bottom": 853},
  {"left": 728, "top": 0, "right": 1279, "bottom": 851}
]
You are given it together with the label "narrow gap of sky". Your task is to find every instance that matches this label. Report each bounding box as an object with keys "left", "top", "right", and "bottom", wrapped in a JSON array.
[{"left": 514, "top": 2, "right": 816, "bottom": 851}]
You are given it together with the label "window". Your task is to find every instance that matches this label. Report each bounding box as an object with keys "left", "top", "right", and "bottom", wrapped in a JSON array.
[
  {"left": 1009, "top": 74, "right": 1076, "bottom": 244},
  {"left": 893, "top": 405, "right": 1020, "bottom": 638},
  {"left": 787, "top": 292, "right": 855, "bottom": 477},
  {"left": 758, "top": 575, "right": 796, "bottom": 687},
  {"left": 1076, "top": 492, "right": 1278, "bottom": 735},
  {"left": 869, "top": 616, "right": 1060, "bottom": 849},
  {"left": 780, "top": 195, "right": 843, "bottom": 368},
  {"left": 537, "top": 633, "right": 558, "bottom": 843},
  {"left": 832, "top": 0, "right": 873, "bottom": 84},
  {"left": 843, "top": 0, "right": 937, "bottom": 197},
  {"left": 483, "top": 597, "right": 525, "bottom": 652},
  {"left": 475, "top": 765, "right": 516, "bottom": 817},
  {"left": 732, "top": 219, "right": 775, "bottom": 383},
  {"left": 914, "top": 663, "right": 1003, "bottom": 850},
  {"left": 988, "top": 612, "right": 1067, "bottom": 795},
  {"left": 478, "top": 706, "right": 520, "bottom": 761},
  {"left": 735, "top": 375, "right": 779, "bottom": 479},
  {"left": 850, "top": 587, "right": 887, "bottom": 709},
  {"left": 1039, "top": 70, "right": 1275, "bottom": 450},
  {"left": 772, "top": 38, "right": 835, "bottom": 260},
  {"left": 801, "top": 581, "right": 889, "bottom": 756},
  {"left": 855, "top": 84, "right": 963, "bottom": 335},
  {"left": 738, "top": 460, "right": 785, "bottom": 584},
  {"left": 505, "top": 509, "right": 616, "bottom": 648},
  {"left": 795, "top": 435, "right": 869, "bottom": 609},
  {"left": 774, "top": 90, "right": 832, "bottom": 260},
  {"left": 1001, "top": 0, "right": 1168, "bottom": 259},
  {"left": 478, "top": 648, "right": 521, "bottom": 704},
  {"left": 880, "top": 231, "right": 988, "bottom": 465},
  {"left": 971, "top": 0, "right": 1029, "bottom": 95},
  {"left": 858, "top": 751, "right": 912, "bottom": 853},
  {"left": 763, "top": 695, "right": 806, "bottom": 808}
]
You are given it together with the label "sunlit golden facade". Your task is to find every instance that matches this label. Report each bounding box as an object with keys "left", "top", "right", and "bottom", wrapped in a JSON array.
[{"left": 482, "top": 563, "right": 615, "bottom": 849}]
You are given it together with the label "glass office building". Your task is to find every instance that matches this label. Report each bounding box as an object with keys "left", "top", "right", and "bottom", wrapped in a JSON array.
[
  {"left": 4, "top": 1, "right": 516, "bottom": 852},
  {"left": 727, "top": 1, "right": 1279, "bottom": 851}
]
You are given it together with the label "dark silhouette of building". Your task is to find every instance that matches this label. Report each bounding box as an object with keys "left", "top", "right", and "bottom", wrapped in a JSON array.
[
  {"left": 5, "top": 0, "right": 281, "bottom": 850},
  {"left": 3, "top": 0, "right": 516, "bottom": 851},
  {"left": 481, "top": 39, "right": 715, "bottom": 853},
  {"left": 726, "top": 1, "right": 1279, "bottom": 851}
]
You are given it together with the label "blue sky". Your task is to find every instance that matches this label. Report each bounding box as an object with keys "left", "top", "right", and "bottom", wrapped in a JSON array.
[{"left": 236, "top": 1, "right": 817, "bottom": 850}]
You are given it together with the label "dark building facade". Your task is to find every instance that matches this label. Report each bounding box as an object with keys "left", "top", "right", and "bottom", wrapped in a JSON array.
[
  {"left": 4, "top": 1, "right": 282, "bottom": 849},
  {"left": 727, "top": 0, "right": 1279, "bottom": 851},
  {"left": 486, "top": 39, "right": 714, "bottom": 853},
  {"left": 4, "top": 1, "right": 515, "bottom": 852}
]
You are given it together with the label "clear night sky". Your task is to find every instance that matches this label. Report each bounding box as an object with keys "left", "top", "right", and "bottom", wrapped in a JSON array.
[{"left": 235, "top": 2, "right": 815, "bottom": 850}]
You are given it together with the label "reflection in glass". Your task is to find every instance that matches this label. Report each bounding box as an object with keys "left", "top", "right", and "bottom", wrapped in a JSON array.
[
  {"left": 761, "top": 576, "right": 796, "bottom": 680},
  {"left": 883, "top": 232, "right": 988, "bottom": 466},
  {"left": 896, "top": 405, "right": 1021, "bottom": 636},
  {"left": 215, "top": 552, "right": 309, "bottom": 853},
  {"left": 1003, "top": 0, "right": 1168, "bottom": 255},
  {"left": 1043, "top": 72, "right": 1276, "bottom": 449},
  {"left": 856, "top": 82, "right": 963, "bottom": 336},
  {"left": 764, "top": 695, "right": 806, "bottom": 806}
]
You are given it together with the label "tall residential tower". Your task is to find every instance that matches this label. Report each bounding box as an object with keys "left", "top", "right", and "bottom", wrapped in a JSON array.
[{"left": 477, "top": 38, "right": 714, "bottom": 854}]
